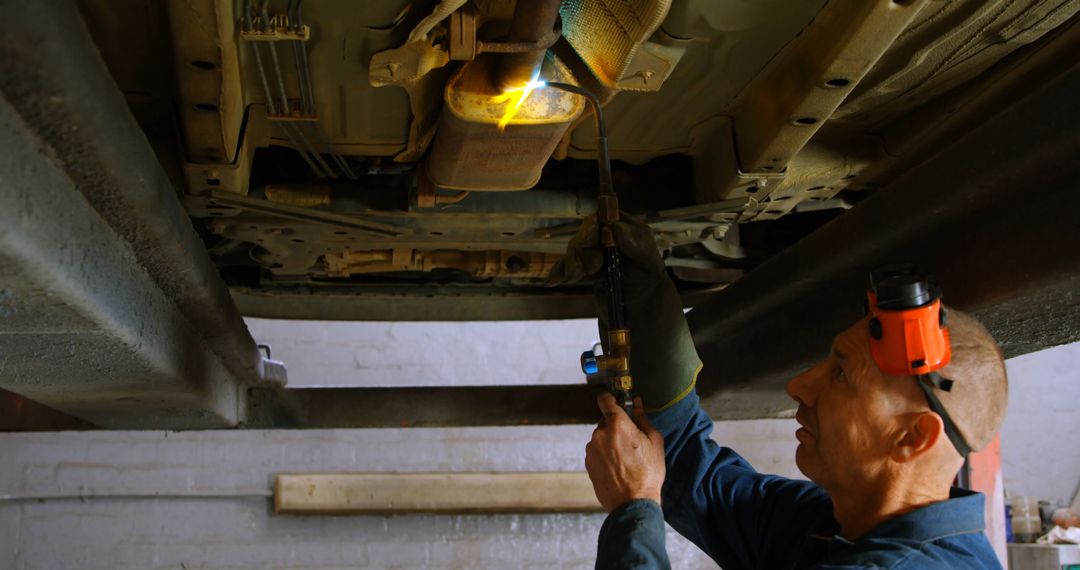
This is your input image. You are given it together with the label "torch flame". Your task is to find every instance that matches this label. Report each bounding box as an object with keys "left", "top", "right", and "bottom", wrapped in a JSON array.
[{"left": 493, "top": 80, "right": 546, "bottom": 132}]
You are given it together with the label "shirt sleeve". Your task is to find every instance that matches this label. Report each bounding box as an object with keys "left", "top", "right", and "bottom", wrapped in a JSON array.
[
  {"left": 648, "top": 390, "right": 832, "bottom": 570},
  {"left": 595, "top": 499, "right": 670, "bottom": 570}
]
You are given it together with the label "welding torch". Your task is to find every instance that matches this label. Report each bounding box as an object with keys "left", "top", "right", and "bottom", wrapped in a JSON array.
[{"left": 545, "top": 82, "right": 634, "bottom": 414}]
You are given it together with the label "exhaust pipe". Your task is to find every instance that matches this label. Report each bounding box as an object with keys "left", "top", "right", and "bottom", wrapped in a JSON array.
[{"left": 496, "top": 0, "right": 564, "bottom": 91}]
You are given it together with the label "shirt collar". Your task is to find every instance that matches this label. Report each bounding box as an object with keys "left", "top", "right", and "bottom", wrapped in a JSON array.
[{"left": 827, "top": 488, "right": 986, "bottom": 545}]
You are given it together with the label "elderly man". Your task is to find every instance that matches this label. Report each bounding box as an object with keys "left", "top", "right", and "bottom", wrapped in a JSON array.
[{"left": 559, "top": 217, "right": 1008, "bottom": 569}]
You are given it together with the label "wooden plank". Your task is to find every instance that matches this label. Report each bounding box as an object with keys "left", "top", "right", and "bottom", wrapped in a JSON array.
[{"left": 274, "top": 472, "right": 603, "bottom": 515}]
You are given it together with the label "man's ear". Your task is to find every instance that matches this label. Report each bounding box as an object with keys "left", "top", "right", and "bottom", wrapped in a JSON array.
[{"left": 890, "top": 412, "right": 944, "bottom": 463}]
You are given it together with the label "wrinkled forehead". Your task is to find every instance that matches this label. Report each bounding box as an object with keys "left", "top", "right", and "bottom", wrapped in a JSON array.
[
  {"left": 832, "top": 316, "right": 872, "bottom": 359},
  {"left": 834, "top": 316, "right": 925, "bottom": 403}
]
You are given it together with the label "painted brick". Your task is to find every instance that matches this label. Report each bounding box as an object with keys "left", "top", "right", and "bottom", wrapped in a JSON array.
[
  {"left": 1, "top": 425, "right": 746, "bottom": 569},
  {"left": 243, "top": 318, "right": 599, "bottom": 388},
  {"left": 1001, "top": 341, "right": 1080, "bottom": 505}
]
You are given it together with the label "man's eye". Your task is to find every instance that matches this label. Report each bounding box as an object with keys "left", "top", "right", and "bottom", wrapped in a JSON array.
[{"left": 833, "top": 365, "right": 846, "bottom": 382}]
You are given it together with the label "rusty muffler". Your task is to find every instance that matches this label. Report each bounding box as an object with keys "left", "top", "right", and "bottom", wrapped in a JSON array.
[
  {"left": 425, "top": 0, "right": 581, "bottom": 191},
  {"left": 426, "top": 54, "right": 583, "bottom": 191}
]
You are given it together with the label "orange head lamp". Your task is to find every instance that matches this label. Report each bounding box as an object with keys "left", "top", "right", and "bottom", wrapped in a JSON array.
[
  {"left": 866, "top": 265, "right": 971, "bottom": 456},
  {"left": 867, "top": 267, "right": 952, "bottom": 385}
]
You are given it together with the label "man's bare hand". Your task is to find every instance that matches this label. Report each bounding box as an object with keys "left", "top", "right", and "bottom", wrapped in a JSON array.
[{"left": 585, "top": 393, "right": 666, "bottom": 512}]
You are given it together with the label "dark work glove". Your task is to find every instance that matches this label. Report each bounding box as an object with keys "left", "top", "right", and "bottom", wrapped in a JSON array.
[{"left": 549, "top": 214, "right": 702, "bottom": 411}]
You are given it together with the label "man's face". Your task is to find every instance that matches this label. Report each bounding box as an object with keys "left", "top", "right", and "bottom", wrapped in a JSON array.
[{"left": 785, "top": 318, "right": 921, "bottom": 491}]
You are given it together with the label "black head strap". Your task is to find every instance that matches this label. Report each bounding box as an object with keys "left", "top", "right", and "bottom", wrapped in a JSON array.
[{"left": 914, "top": 374, "right": 972, "bottom": 457}]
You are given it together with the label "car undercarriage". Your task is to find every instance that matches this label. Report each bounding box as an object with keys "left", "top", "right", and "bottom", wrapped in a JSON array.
[
  {"left": 1, "top": 0, "right": 1078, "bottom": 428},
  {"left": 82, "top": 0, "right": 1075, "bottom": 320}
]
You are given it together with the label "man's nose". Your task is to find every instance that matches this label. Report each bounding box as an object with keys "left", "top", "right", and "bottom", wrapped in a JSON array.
[{"left": 786, "top": 361, "right": 823, "bottom": 406}]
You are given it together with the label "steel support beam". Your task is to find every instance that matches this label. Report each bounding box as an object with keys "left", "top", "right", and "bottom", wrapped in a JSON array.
[
  {"left": 234, "top": 287, "right": 601, "bottom": 321},
  {"left": 0, "top": 96, "right": 239, "bottom": 427},
  {"left": 686, "top": 56, "right": 1080, "bottom": 420},
  {"left": 0, "top": 0, "right": 284, "bottom": 427},
  {"left": 232, "top": 285, "right": 725, "bottom": 322},
  {"left": 247, "top": 385, "right": 603, "bottom": 428},
  {"left": 0, "top": 0, "right": 283, "bottom": 391}
]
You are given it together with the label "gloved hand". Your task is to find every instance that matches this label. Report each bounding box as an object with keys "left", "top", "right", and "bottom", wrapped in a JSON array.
[{"left": 549, "top": 214, "right": 702, "bottom": 411}]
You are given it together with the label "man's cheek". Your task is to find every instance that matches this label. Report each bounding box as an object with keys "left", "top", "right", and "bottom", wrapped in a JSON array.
[{"left": 794, "top": 444, "right": 810, "bottom": 476}]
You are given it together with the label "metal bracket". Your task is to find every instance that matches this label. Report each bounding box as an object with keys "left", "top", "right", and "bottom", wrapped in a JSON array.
[
  {"left": 182, "top": 106, "right": 268, "bottom": 198},
  {"left": 240, "top": 22, "right": 310, "bottom": 42},
  {"left": 447, "top": 5, "right": 563, "bottom": 60},
  {"left": 448, "top": 3, "right": 478, "bottom": 61},
  {"left": 613, "top": 32, "right": 688, "bottom": 92}
]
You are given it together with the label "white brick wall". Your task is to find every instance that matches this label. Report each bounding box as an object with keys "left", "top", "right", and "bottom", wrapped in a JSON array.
[
  {"left": 0, "top": 422, "right": 801, "bottom": 569},
  {"left": 243, "top": 318, "right": 599, "bottom": 387},
  {"left": 1001, "top": 342, "right": 1080, "bottom": 506}
]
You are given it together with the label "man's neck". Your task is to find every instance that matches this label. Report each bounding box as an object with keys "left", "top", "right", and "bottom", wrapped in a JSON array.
[{"left": 829, "top": 475, "right": 951, "bottom": 540}]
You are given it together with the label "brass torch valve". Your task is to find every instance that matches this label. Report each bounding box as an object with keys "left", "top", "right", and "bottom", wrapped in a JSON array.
[{"left": 581, "top": 327, "right": 633, "bottom": 411}]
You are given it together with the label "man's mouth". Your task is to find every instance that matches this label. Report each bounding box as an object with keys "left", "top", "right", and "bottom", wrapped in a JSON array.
[{"left": 795, "top": 409, "right": 816, "bottom": 441}]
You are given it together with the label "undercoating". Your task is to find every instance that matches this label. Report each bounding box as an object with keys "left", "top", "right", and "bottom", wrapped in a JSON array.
[
  {"left": 0, "top": 0, "right": 276, "bottom": 389},
  {"left": 0, "top": 0, "right": 284, "bottom": 427},
  {"left": 0, "top": 95, "right": 240, "bottom": 428}
]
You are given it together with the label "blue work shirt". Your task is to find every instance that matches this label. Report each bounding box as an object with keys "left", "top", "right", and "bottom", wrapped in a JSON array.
[{"left": 595, "top": 390, "right": 1002, "bottom": 569}]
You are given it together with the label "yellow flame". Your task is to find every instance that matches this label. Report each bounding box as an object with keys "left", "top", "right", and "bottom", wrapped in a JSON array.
[{"left": 493, "top": 80, "right": 545, "bottom": 132}]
